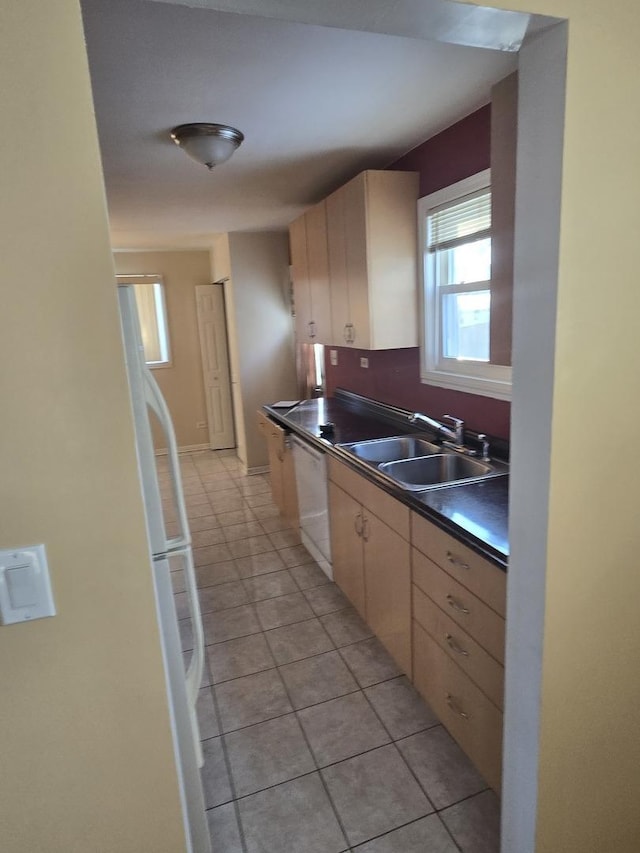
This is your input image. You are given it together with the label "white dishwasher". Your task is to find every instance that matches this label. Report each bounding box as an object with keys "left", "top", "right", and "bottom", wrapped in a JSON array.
[{"left": 291, "top": 435, "right": 332, "bottom": 579}]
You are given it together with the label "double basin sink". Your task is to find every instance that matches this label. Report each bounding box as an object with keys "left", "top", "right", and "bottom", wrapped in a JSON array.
[{"left": 338, "top": 435, "right": 508, "bottom": 492}]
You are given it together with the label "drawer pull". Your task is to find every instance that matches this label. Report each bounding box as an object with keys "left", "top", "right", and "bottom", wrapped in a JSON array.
[
  {"left": 446, "top": 693, "right": 470, "bottom": 719},
  {"left": 362, "top": 516, "right": 370, "bottom": 542},
  {"left": 447, "top": 550, "right": 470, "bottom": 570},
  {"left": 446, "top": 594, "right": 470, "bottom": 615},
  {"left": 354, "top": 513, "right": 363, "bottom": 536},
  {"left": 445, "top": 633, "right": 469, "bottom": 657}
]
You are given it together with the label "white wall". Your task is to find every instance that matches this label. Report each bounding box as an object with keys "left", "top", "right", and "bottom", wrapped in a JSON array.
[{"left": 213, "top": 232, "right": 298, "bottom": 471}]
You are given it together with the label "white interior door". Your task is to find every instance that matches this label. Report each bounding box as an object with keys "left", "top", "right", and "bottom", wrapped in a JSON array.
[{"left": 195, "top": 284, "right": 235, "bottom": 450}]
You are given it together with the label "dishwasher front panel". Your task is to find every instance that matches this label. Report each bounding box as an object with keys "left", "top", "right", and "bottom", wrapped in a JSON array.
[{"left": 291, "top": 436, "right": 332, "bottom": 578}]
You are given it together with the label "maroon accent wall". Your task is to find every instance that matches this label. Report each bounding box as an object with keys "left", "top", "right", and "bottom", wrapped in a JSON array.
[
  {"left": 324, "top": 347, "right": 510, "bottom": 438},
  {"left": 325, "top": 104, "right": 511, "bottom": 440},
  {"left": 389, "top": 105, "right": 491, "bottom": 196}
]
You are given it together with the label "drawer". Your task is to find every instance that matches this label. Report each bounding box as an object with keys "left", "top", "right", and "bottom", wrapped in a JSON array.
[
  {"left": 329, "top": 457, "right": 409, "bottom": 540},
  {"left": 413, "top": 621, "right": 503, "bottom": 792},
  {"left": 413, "top": 584, "right": 504, "bottom": 710},
  {"left": 411, "top": 512, "right": 506, "bottom": 617},
  {"left": 412, "top": 548, "right": 505, "bottom": 664}
]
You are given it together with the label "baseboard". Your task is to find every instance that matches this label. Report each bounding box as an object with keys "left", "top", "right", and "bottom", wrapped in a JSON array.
[
  {"left": 154, "top": 443, "right": 210, "bottom": 456},
  {"left": 243, "top": 464, "right": 270, "bottom": 476}
]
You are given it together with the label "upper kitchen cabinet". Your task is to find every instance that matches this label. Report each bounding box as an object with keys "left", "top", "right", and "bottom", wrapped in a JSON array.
[
  {"left": 289, "top": 200, "right": 332, "bottom": 344},
  {"left": 327, "top": 169, "right": 419, "bottom": 350}
]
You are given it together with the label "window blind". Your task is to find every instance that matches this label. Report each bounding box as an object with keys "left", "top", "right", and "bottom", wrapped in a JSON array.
[{"left": 428, "top": 189, "right": 491, "bottom": 253}]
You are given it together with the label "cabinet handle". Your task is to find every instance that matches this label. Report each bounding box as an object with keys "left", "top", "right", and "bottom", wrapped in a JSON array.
[
  {"left": 362, "top": 516, "right": 370, "bottom": 542},
  {"left": 446, "top": 551, "right": 470, "bottom": 570},
  {"left": 343, "top": 323, "right": 350, "bottom": 343},
  {"left": 445, "top": 633, "right": 469, "bottom": 657},
  {"left": 446, "top": 693, "right": 470, "bottom": 720},
  {"left": 276, "top": 449, "right": 284, "bottom": 462},
  {"left": 354, "top": 513, "right": 363, "bottom": 536},
  {"left": 308, "top": 320, "right": 316, "bottom": 339},
  {"left": 446, "top": 594, "right": 470, "bottom": 615}
]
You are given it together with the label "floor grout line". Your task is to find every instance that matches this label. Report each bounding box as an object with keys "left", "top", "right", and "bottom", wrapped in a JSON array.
[{"left": 175, "top": 450, "right": 499, "bottom": 852}]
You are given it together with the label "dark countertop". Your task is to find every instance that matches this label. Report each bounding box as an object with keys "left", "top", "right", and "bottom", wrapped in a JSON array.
[{"left": 265, "top": 394, "right": 509, "bottom": 569}]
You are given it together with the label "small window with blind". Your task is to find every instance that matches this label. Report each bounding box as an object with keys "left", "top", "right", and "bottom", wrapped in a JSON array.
[
  {"left": 117, "top": 275, "right": 171, "bottom": 367},
  {"left": 419, "top": 170, "right": 511, "bottom": 400}
]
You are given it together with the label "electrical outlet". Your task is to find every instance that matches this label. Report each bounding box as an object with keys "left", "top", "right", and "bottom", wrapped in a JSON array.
[
  {"left": 360, "top": 357, "right": 369, "bottom": 368},
  {"left": 196, "top": 421, "right": 207, "bottom": 429},
  {"left": 330, "top": 349, "right": 338, "bottom": 366}
]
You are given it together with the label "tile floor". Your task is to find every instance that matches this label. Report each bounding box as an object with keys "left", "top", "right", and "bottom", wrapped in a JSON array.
[{"left": 162, "top": 450, "right": 500, "bottom": 853}]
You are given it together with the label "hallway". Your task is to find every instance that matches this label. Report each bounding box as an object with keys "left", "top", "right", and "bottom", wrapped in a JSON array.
[{"left": 163, "top": 450, "right": 500, "bottom": 853}]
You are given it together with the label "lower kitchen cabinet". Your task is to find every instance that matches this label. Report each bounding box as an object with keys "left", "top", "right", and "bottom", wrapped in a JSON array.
[
  {"left": 328, "top": 482, "right": 366, "bottom": 618},
  {"left": 413, "top": 620, "right": 503, "bottom": 792},
  {"left": 410, "top": 512, "right": 506, "bottom": 792},
  {"left": 328, "top": 458, "right": 411, "bottom": 676},
  {"left": 256, "top": 411, "right": 298, "bottom": 529}
]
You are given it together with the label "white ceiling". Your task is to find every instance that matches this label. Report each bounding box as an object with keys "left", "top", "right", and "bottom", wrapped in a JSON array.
[{"left": 81, "top": 0, "right": 520, "bottom": 249}]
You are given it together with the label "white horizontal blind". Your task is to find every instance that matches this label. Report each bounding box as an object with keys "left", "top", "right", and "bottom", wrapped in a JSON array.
[{"left": 428, "top": 189, "right": 491, "bottom": 253}]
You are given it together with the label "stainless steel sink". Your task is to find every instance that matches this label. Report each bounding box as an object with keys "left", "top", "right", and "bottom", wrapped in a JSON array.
[
  {"left": 339, "top": 435, "right": 440, "bottom": 465},
  {"left": 379, "top": 454, "right": 503, "bottom": 491}
]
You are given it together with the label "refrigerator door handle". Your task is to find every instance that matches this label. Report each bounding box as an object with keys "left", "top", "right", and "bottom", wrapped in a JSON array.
[
  {"left": 143, "top": 367, "right": 191, "bottom": 552},
  {"left": 180, "top": 545, "right": 205, "bottom": 768}
]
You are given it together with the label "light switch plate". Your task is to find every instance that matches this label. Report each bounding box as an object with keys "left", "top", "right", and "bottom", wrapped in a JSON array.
[
  {"left": 360, "top": 357, "right": 369, "bottom": 368},
  {"left": 0, "top": 544, "right": 56, "bottom": 625}
]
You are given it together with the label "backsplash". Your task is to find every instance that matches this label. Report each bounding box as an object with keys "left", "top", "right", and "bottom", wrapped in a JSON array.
[{"left": 324, "top": 346, "right": 510, "bottom": 439}]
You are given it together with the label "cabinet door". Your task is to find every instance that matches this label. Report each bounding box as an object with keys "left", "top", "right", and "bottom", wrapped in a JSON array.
[
  {"left": 363, "top": 511, "right": 411, "bottom": 676},
  {"left": 267, "top": 425, "right": 286, "bottom": 513},
  {"left": 328, "top": 482, "right": 365, "bottom": 617},
  {"left": 289, "top": 215, "right": 312, "bottom": 343},
  {"left": 343, "top": 172, "right": 370, "bottom": 349},
  {"left": 281, "top": 445, "right": 299, "bottom": 530},
  {"left": 326, "top": 186, "right": 351, "bottom": 347},
  {"left": 305, "top": 201, "right": 332, "bottom": 343},
  {"left": 365, "top": 170, "right": 419, "bottom": 349}
]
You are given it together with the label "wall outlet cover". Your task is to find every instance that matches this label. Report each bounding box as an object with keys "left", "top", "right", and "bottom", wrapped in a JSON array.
[
  {"left": 329, "top": 350, "right": 338, "bottom": 366},
  {"left": 360, "top": 357, "right": 369, "bottom": 368}
]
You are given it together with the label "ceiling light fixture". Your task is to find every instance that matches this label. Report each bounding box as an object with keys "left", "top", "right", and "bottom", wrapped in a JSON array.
[{"left": 170, "top": 123, "right": 244, "bottom": 170}]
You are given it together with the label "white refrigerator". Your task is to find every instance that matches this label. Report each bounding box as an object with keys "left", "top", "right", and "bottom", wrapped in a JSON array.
[{"left": 118, "top": 285, "right": 211, "bottom": 853}]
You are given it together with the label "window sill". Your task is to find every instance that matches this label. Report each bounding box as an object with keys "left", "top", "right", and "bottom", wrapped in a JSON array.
[{"left": 421, "top": 366, "right": 512, "bottom": 401}]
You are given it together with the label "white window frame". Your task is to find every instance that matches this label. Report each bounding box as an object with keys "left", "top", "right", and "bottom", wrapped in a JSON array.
[
  {"left": 419, "top": 169, "right": 512, "bottom": 401},
  {"left": 116, "top": 274, "right": 172, "bottom": 369}
]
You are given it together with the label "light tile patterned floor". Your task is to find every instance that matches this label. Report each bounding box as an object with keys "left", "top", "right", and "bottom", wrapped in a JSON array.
[{"left": 167, "top": 450, "right": 501, "bottom": 853}]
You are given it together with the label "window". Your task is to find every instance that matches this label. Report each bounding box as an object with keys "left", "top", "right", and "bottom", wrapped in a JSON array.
[
  {"left": 419, "top": 170, "right": 512, "bottom": 400},
  {"left": 117, "top": 275, "right": 171, "bottom": 367}
]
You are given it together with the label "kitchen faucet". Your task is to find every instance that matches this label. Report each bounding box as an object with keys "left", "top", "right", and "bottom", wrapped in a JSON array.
[{"left": 408, "top": 411, "right": 462, "bottom": 444}]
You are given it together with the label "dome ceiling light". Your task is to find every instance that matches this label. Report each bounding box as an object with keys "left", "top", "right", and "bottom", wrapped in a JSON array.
[{"left": 170, "top": 123, "right": 244, "bottom": 170}]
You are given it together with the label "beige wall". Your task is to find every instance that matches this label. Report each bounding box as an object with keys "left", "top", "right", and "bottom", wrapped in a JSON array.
[
  {"left": 0, "top": 3, "right": 186, "bottom": 852},
  {"left": 473, "top": 2, "right": 640, "bottom": 851},
  {"left": 212, "top": 232, "right": 298, "bottom": 471},
  {"left": 114, "top": 250, "right": 211, "bottom": 450}
]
